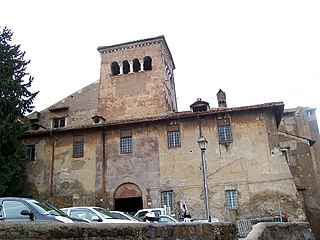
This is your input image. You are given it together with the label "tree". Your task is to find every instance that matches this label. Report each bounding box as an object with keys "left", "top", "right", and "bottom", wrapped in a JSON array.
[{"left": 0, "top": 26, "right": 38, "bottom": 196}]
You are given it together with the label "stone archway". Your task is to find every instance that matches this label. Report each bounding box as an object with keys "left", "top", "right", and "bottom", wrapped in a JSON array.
[{"left": 114, "top": 183, "right": 143, "bottom": 214}]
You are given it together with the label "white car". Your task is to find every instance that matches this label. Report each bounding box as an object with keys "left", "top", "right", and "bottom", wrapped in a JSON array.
[
  {"left": 134, "top": 208, "right": 168, "bottom": 220},
  {"left": 158, "top": 215, "right": 178, "bottom": 223},
  {"left": 110, "top": 211, "right": 143, "bottom": 222},
  {"left": 60, "top": 207, "right": 133, "bottom": 223}
]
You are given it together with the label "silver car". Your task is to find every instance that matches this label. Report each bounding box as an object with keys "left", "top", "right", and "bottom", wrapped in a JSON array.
[{"left": 61, "top": 207, "right": 133, "bottom": 223}]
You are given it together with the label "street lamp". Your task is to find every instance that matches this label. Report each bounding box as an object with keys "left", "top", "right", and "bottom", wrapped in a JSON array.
[{"left": 197, "top": 136, "right": 211, "bottom": 222}]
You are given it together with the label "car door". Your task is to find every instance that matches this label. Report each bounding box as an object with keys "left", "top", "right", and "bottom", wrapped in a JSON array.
[{"left": 0, "top": 200, "right": 33, "bottom": 222}]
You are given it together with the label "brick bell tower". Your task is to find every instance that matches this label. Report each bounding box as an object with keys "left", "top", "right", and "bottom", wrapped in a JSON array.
[{"left": 97, "top": 36, "right": 177, "bottom": 121}]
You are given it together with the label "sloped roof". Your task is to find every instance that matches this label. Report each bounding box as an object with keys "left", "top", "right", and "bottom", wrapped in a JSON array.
[
  {"left": 24, "top": 95, "right": 284, "bottom": 136},
  {"left": 278, "top": 131, "right": 316, "bottom": 146}
]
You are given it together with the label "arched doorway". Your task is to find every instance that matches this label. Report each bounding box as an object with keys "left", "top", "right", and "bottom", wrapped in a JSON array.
[{"left": 114, "top": 183, "right": 143, "bottom": 215}]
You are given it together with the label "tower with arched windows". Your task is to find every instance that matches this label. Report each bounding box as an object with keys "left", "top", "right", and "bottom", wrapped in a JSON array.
[{"left": 97, "top": 36, "right": 177, "bottom": 120}]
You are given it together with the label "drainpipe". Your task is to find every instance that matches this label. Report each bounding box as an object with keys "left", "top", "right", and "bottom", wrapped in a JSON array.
[
  {"left": 197, "top": 114, "right": 202, "bottom": 137},
  {"left": 102, "top": 127, "right": 106, "bottom": 207},
  {"left": 49, "top": 133, "right": 55, "bottom": 196}
]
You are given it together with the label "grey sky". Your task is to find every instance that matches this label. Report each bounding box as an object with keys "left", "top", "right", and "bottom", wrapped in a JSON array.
[{"left": 1, "top": 0, "right": 320, "bottom": 121}]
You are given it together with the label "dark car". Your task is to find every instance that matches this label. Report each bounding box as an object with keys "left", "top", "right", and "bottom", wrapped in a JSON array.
[{"left": 0, "top": 197, "right": 86, "bottom": 223}]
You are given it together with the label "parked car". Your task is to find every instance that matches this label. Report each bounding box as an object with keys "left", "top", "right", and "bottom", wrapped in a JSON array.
[
  {"left": 192, "top": 218, "right": 219, "bottom": 223},
  {"left": 134, "top": 208, "right": 168, "bottom": 220},
  {"left": 110, "top": 210, "right": 143, "bottom": 222},
  {"left": 158, "top": 215, "right": 178, "bottom": 223},
  {"left": 61, "top": 207, "right": 134, "bottom": 223},
  {"left": 0, "top": 197, "right": 85, "bottom": 223}
]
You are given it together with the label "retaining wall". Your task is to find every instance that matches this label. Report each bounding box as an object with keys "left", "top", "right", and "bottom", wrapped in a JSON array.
[
  {"left": 0, "top": 222, "right": 315, "bottom": 240},
  {"left": 0, "top": 222, "right": 237, "bottom": 240},
  {"left": 245, "top": 222, "right": 315, "bottom": 240}
]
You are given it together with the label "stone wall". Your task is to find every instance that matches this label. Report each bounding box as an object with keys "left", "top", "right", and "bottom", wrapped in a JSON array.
[
  {"left": 0, "top": 222, "right": 237, "bottom": 240},
  {"left": 0, "top": 222, "right": 315, "bottom": 240},
  {"left": 245, "top": 222, "right": 315, "bottom": 240}
]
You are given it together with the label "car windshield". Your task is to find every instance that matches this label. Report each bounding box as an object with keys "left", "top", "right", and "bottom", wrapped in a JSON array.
[
  {"left": 124, "top": 213, "right": 143, "bottom": 221},
  {"left": 93, "top": 207, "right": 116, "bottom": 219},
  {"left": 28, "top": 200, "right": 65, "bottom": 216},
  {"left": 112, "top": 212, "right": 143, "bottom": 221}
]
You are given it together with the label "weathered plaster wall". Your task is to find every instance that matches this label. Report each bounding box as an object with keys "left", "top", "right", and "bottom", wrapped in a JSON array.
[
  {"left": 279, "top": 107, "right": 320, "bottom": 239},
  {"left": 23, "top": 129, "right": 101, "bottom": 207},
  {"left": 103, "top": 123, "right": 161, "bottom": 209},
  {"left": 158, "top": 110, "right": 304, "bottom": 222}
]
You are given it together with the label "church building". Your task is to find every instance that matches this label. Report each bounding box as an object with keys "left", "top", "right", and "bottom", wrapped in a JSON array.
[{"left": 22, "top": 36, "right": 320, "bottom": 237}]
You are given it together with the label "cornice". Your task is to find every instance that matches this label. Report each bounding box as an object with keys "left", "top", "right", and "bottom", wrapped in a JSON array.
[{"left": 97, "top": 35, "right": 175, "bottom": 69}]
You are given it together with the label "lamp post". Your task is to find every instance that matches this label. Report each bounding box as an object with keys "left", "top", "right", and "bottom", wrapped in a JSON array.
[{"left": 197, "top": 136, "right": 211, "bottom": 222}]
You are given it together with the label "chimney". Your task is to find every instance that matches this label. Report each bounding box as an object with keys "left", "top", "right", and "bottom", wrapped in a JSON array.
[
  {"left": 217, "top": 89, "right": 227, "bottom": 109},
  {"left": 190, "top": 98, "right": 210, "bottom": 112}
]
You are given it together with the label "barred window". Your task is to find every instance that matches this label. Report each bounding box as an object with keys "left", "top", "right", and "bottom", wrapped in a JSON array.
[
  {"left": 225, "top": 190, "right": 238, "bottom": 210},
  {"left": 161, "top": 191, "right": 174, "bottom": 214},
  {"left": 53, "top": 117, "right": 65, "bottom": 128},
  {"left": 217, "top": 116, "right": 233, "bottom": 144},
  {"left": 167, "top": 124, "right": 180, "bottom": 148},
  {"left": 168, "top": 131, "right": 181, "bottom": 148},
  {"left": 120, "top": 129, "right": 132, "bottom": 154},
  {"left": 219, "top": 125, "right": 232, "bottom": 143},
  {"left": 26, "top": 145, "right": 35, "bottom": 161},
  {"left": 73, "top": 135, "right": 84, "bottom": 158}
]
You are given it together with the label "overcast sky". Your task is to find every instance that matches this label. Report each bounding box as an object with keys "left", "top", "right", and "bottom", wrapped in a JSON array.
[{"left": 1, "top": 1, "right": 320, "bottom": 121}]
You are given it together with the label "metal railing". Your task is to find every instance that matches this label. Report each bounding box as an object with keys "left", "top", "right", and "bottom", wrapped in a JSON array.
[{"left": 236, "top": 216, "right": 285, "bottom": 238}]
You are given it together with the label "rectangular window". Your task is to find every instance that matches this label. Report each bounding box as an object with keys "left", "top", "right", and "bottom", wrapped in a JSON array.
[
  {"left": 217, "top": 117, "right": 233, "bottom": 144},
  {"left": 167, "top": 125, "right": 181, "bottom": 148},
  {"left": 120, "top": 129, "right": 132, "bottom": 154},
  {"left": 53, "top": 117, "right": 65, "bottom": 128},
  {"left": 26, "top": 145, "right": 35, "bottom": 161},
  {"left": 73, "top": 135, "right": 84, "bottom": 158},
  {"left": 168, "top": 131, "right": 181, "bottom": 148},
  {"left": 225, "top": 189, "right": 239, "bottom": 210},
  {"left": 161, "top": 191, "right": 174, "bottom": 214}
]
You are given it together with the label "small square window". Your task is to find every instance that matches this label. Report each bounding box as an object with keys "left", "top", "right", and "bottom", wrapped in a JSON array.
[
  {"left": 120, "top": 129, "right": 133, "bottom": 154},
  {"left": 217, "top": 117, "right": 233, "bottom": 144},
  {"left": 121, "top": 137, "right": 132, "bottom": 154},
  {"left": 168, "top": 131, "right": 181, "bottom": 148},
  {"left": 53, "top": 117, "right": 65, "bottom": 128},
  {"left": 219, "top": 125, "right": 233, "bottom": 143},
  {"left": 73, "top": 135, "right": 84, "bottom": 158},
  {"left": 161, "top": 191, "right": 174, "bottom": 214},
  {"left": 26, "top": 145, "right": 35, "bottom": 161},
  {"left": 225, "top": 190, "right": 239, "bottom": 210}
]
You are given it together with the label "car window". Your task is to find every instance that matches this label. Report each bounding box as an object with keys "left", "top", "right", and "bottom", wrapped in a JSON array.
[
  {"left": 2, "top": 200, "right": 31, "bottom": 220},
  {"left": 159, "top": 216, "right": 169, "bottom": 222},
  {"left": 111, "top": 212, "right": 126, "bottom": 220},
  {"left": 70, "top": 209, "right": 99, "bottom": 222},
  {"left": 137, "top": 211, "right": 148, "bottom": 218},
  {"left": 93, "top": 208, "right": 115, "bottom": 219},
  {"left": 159, "top": 216, "right": 175, "bottom": 222},
  {"left": 151, "top": 210, "right": 161, "bottom": 217},
  {"left": 29, "top": 200, "right": 64, "bottom": 216}
]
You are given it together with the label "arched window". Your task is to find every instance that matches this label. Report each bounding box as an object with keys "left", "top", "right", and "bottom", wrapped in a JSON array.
[
  {"left": 111, "top": 62, "right": 120, "bottom": 75},
  {"left": 143, "top": 56, "right": 152, "bottom": 71},
  {"left": 133, "top": 58, "right": 141, "bottom": 72},
  {"left": 122, "top": 60, "right": 130, "bottom": 74}
]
